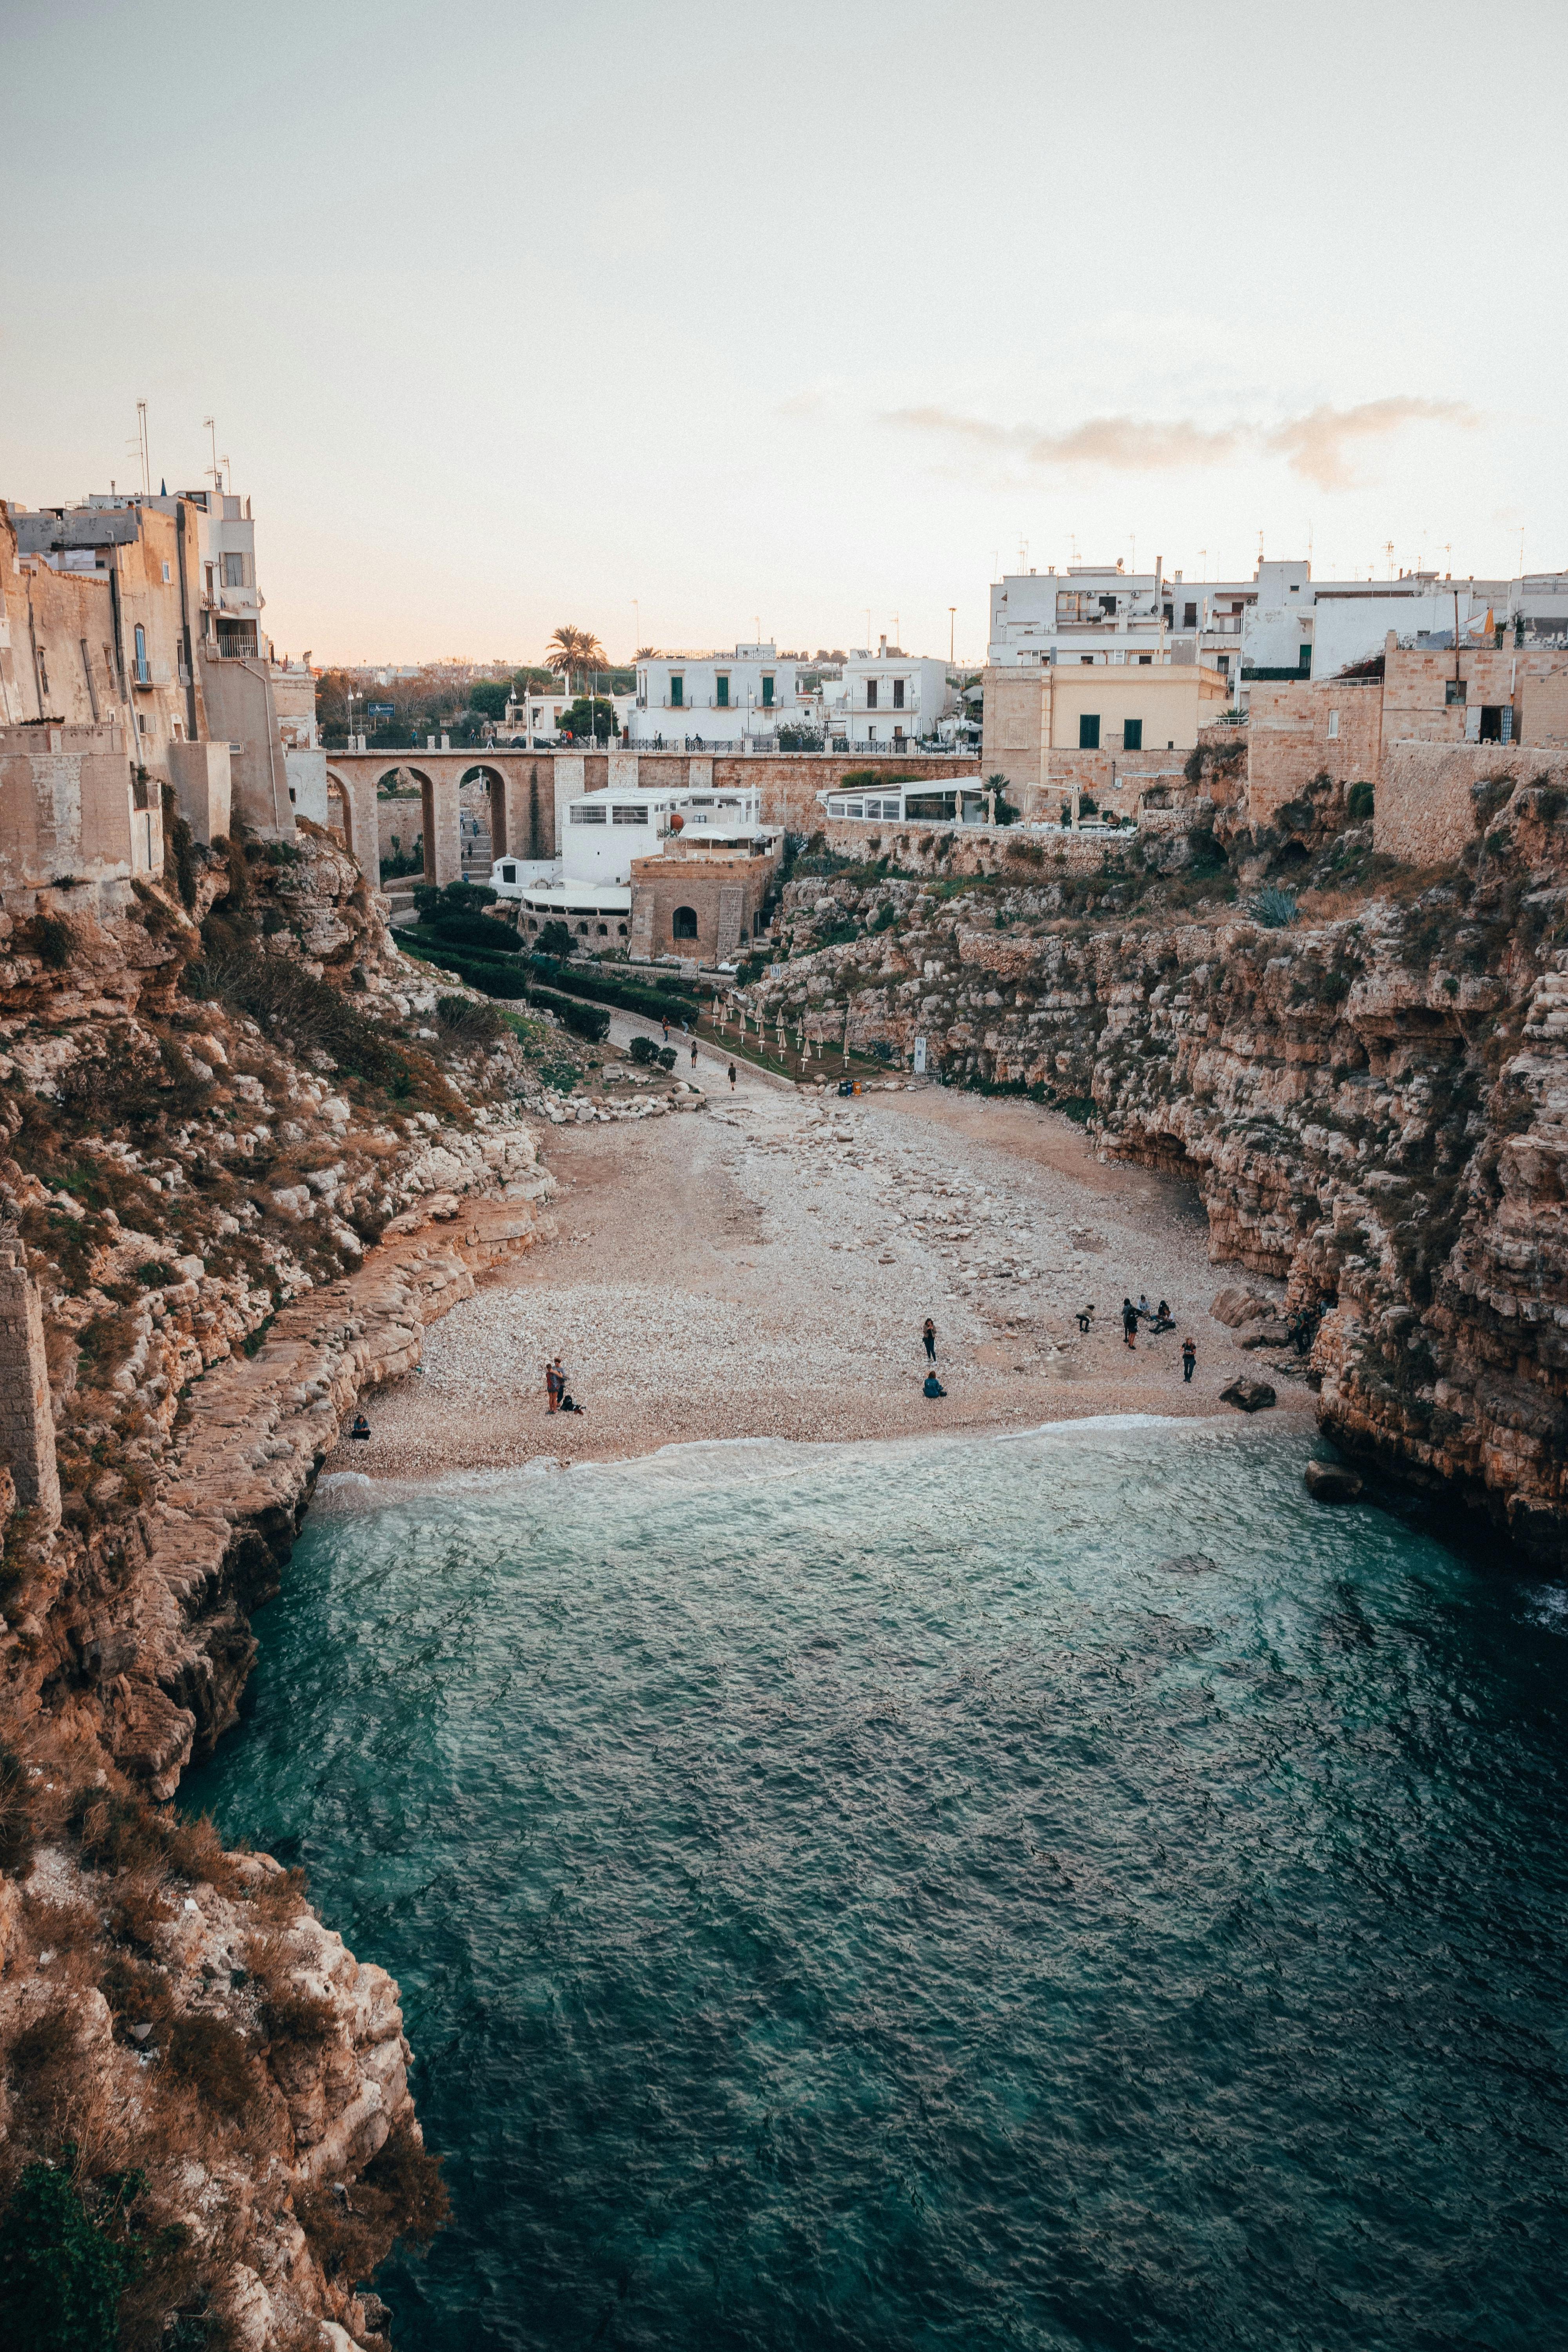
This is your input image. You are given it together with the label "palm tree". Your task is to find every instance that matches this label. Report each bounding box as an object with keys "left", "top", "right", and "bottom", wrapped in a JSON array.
[{"left": 546, "top": 624, "right": 606, "bottom": 693}]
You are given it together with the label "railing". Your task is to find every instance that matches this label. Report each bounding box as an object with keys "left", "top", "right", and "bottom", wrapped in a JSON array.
[{"left": 209, "top": 637, "right": 260, "bottom": 660}]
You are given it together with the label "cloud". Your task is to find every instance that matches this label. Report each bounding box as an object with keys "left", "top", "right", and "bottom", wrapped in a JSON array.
[
  {"left": 885, "top": 396, "right": 1481, "bottom": 488},
  {"left": 1263, "top": 397, "right": 1481, "bottom": 490}
]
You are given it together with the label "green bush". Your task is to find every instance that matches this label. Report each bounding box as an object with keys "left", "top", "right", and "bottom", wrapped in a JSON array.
[
  {"left": 526, "top": 955, "right": 694, "bottom": 1025},
  {"left": 537, "top": 920, "right": 575, "bottom": 958},
  {"left": 656, "top": 1045, "right": 677, "bottom": 1071},
  {"left": 628, "top": 1033, "right": 658, "bottom": 1065},
  {"left": 529, "top": 987, "right": 610, "bottom": 1042},
  {"left": 397, "top": 935, "right": 532, "bottom": 1000},
  {"left": 1250, "top": 885, "right": 1298, "bottom": 929},
  {"left": 0, "top": 2154, "right": 153, "bottom": 2351},
  {"left": 1347, "top": 780, "right": 1375, "bottom": 822},
  {"left": 419, "top": 911, "right": 521, "bottom": 955}
]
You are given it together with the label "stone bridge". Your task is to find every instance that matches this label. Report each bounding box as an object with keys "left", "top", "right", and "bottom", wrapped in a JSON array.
[{"left": 321, "top": 746, "right": 980, "bottom": 891}]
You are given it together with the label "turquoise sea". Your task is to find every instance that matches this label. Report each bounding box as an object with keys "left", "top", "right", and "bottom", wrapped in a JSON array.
[{"left": 183, "top": 1419, "right": 1568, "bottom": 2351}]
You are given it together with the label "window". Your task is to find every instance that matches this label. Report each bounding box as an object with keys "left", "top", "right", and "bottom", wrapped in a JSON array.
[
  {"left": 1297, "top": 644, "right": 1312, "bottom": 675},
  {"left": 1123, "top": 719, "right": 1143, "bottom": 751},
  {"left": 162, "top": 561, "right": 171, "bottom": 583},
  {"left": 570, "top": 803, "right": 607, "bottom": 823},
  {"left": 762, "top": 674, "right": 774, "bottom": 708},
  {"left": 1183, "top": 601, "right": 1198, "bottom": 628},
  {"left": 893, "top": 678, "right": 905, "bottom": 708},
  {"left": 866, "top": 680, "right": 878, "bottom": 709},
  {"left": 673, "top": 906, "right": 699, "bottom": 939},
  {"left": 133, "top": 624, "right": 149, "bottom": 684},
  {"left": 204, "top": 563, "right": 216, "bottom": 601},
  {"left": 613, "top": 804, "right": 649, "bottom": 824},
  {"left": 223, "top": 553, "right": 245, "bottom": 588},
  {"left": 1327, "top": 711, "right": 1339, "bottom": 740},
  {"left": 1079, "top": 713, "right": 1100, "bottom": 750},
  {"left": 670, "top": 674, "right": 683, "bottom": 707},
  {"left": 36, "top": 646, "right": 50, "bottom": 702},
  {"left": 1138, "top": 655, "right": 1152, "bottom": 666},
  {"left": 716, "top": 674, "right": 730, "bottom": 708},
  {"left": 1445, "top": 679, "right": 1466, "bottom": 705},
  {"left": 1479, "top": 705, "right": 1508, "bottom": 743}
]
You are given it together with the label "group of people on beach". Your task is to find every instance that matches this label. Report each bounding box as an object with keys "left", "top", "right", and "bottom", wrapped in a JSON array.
[
  {"left": 1097, "top": 1295, "right": 1197, "bottom": 1380},
  {"left": 544, "top": 1357, "right": 586, "bottom": 1416}
]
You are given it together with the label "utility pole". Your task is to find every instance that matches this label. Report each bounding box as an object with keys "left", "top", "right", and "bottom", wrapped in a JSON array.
[
  {"left": 136, "top": 401, "right": 150, "bottom": 497},
  {"left": 949, "top": 607, "right": 956, "bottom": 664}
]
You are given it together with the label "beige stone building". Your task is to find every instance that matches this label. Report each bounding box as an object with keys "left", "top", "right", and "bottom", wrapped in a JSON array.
[{"left": 982, "top": 661, "right": 1230, "bottom": 817}]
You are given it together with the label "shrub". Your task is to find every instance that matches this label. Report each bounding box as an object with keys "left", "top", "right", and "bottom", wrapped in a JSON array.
[
  {"left": 419, "top": 912, "right": 521, "bottom": 956},
  {"left": 1249, "top": 885, "right": 1298, "bottom": 929},
  {"left": 656, "top": 1045, "right": 677, "bottom": 1071},
  {"left": 0, "top": 2154, "right": 151, "bottom": 2352},
  {"left": 627, "top": 1034, "right": 658, "bottom": 1065},
  {"left": 185, "top": 947, "right": 412, "bottom": 1093},
  {"left": 1346, "top": 780, "right": 1375, "bottom": 822},
  {"left": 160, "top": 785, "right": 199, "bottom": 911},
  {"left": 434, "top": 994, "right": 506, "bottom": 1045},
  {"left": 536, "top": 920, "right": 575, "bottom": 957},
  {"left": 529, "top": 989, "right": 610, "bottom": 1043},
  {"left": 163, "top": 2008, "right": 259, "bottom": 2118},
  {"left": 0, "top": 1742, "right": 35, "bottom": 1876},
  {"left": 33, "top": 914, "right": 77, "bottom": 970}
]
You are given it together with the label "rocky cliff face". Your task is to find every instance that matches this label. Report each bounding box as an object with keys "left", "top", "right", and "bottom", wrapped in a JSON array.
[
  {"left": 0, "top": 829, "right": 564, "bottom": 2346},
  {"left": 753, "top": 784, "right": 1568, "bottom": 1564}
]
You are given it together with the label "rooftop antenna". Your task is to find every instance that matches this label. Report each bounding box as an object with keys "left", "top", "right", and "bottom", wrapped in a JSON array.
[
  {"left": 892, "top": 613, "right": 900, "bottom": 648},
  {"left": 221, "top": 454, "right": 232, "bottom": 494},
  {"left": 1256, "top": 528, "right": 1264, "bottom": 567},
  {"left": 1518, "top": 525, "right": 1526, "bottom": 575},
  {"left": 203, "top": 416, "right": 221, "bottom": 493},
  {"left": 1384, "top": 539, "right": 1395, "bottom": 579},
  {"left": 136, "top": 400, "right": 150, "bottom": 497},
  {"left": 1069, "top": 534, "right": 1078, "bottom": 564},
  {"left": 949, "top": 606, "right": 956, "bottom": 664}
]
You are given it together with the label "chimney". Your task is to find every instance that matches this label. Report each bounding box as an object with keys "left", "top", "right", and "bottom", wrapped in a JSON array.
[{"left": 878, "top": 635, "right": 887, "bottom": 657}]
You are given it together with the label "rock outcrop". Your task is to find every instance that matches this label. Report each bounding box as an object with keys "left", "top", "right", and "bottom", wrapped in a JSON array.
[
  {"left": 0, "top": 829, "right": 568, "bottom": 2345},
  {"left": 750, "top": 779, "right": 1568, "bottom": 1563}
]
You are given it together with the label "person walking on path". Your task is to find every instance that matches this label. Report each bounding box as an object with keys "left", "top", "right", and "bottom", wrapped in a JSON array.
[
  {"left": 661, "top": 1016, "right": 671, "bottom": 1044},
  {"left": 728, "top": 1062, "right": 737, "bottom": 1091},
  {"left": 922, "top": 1318, "right": 937, "bottom": 1362},
  {"left": 690, "top": 1038, "right": 699, "bottom": 1069},
  {"left": 1181, "top": 1337, "right": 1197, "bottom": 1383},
  {"left": 1122, "top": 1298, "right": 1138, "bottom": 1349}
]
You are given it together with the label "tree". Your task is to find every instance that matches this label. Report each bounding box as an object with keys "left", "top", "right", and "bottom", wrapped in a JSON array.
[
  {"left": 537, "top": 919, "right": 575, "bottom": 957},
  {"left": 468, "top": 680, "right": 512, "bottom": 720},
  {"left": 546, "top": 625, "right": 606, "bottom": 691},
  {"left": 557, "top": 695, "right": 617, "bottom": 743},
  {"left": 634, "top": 644, "right": 659, "bottom": 658}
]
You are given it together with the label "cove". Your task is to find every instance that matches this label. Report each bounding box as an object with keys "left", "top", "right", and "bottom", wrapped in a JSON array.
[{"left": 182, "top": 1420, "right": 1568, "bottom": 2352}]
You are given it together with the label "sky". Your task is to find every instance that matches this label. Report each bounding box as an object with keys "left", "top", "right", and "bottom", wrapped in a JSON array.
[{"left": 2, "top": 0, "right": 1563, "bottom": 668}]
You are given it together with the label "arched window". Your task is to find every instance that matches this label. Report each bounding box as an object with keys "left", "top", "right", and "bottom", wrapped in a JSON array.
[
  {"left": 577, "top": 920, "right": 589, "bottom": 934},
  {"left": 133, "top": 623, "right": 149, "bottom": 686},
  {"left": 672, "top": 906, "right": 698, "bottom": 940},
  {"left": 596, "top": 923, "right": 608, "bottom": 936}
]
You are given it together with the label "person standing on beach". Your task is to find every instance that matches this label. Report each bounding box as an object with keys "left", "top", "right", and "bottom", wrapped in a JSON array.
[
  {"left": 1181, "top": 1337, "right": 1196, "bottom": 1383},
  {"left": 728, "top": 1062, "right": 737, "bottom": 1091},
  {"left": 545, "top": 1359, "right": 561, "bottom": 1413},
  {"left": 1122, "top": 1298, "right": 1138, "bottom": 1349},
  {"left": 922, "top": 1318, "right": 936, "bottom": 1361},
  {"left": 690, "top": 1038, "right": 699, "bottom": 1069}
]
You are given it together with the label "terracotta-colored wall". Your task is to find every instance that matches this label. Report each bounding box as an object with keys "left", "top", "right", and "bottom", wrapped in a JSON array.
[{"left": 630, "top": 849, "right": 778, "bottom": 963}]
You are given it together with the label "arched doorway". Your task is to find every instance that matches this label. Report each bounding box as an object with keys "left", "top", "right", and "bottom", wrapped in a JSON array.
[
  {"left": 325, "top": 780, "right": 350, "bottom": 852},
  {"left": 672, "top": 906, "right": 698, "bottom": 940},
  {"left": 459, "top": 764, "right": 505, "bottom": 869}
]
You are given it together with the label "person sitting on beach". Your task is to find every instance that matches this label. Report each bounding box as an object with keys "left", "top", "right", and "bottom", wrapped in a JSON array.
[
  {"left": 558, "top": 1391, "right": 586, "bottom": 1415},
  {"left": 923, "top": 1371, "right": 946, "bottom": 1399},
  {"left": 1136, "top": 1293, "right": 1152, "bottom": 1321},
  {"left": 348, "top": 1413, "right": 371, "bottom": 1441},
  {"left": 1151, "top": 1298, "right": 1175, "bottom": 1334},
  {"left": 1122, "top": 1298, "right": 1138, "bottom": 1349},
  {"left": 1076, "top": 1303, "right": 1095, "bottom": 1334}
]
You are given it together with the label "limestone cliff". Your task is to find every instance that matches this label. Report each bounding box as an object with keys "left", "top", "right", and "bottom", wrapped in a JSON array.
[
  {"left": 0, "top": 828, "right": 565, "bottom": 2347},
  {"left": 752, "top": 781, "right": 1568, "bottom": 1564}
]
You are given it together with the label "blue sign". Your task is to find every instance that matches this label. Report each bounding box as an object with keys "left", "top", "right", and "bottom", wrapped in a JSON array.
[{"left": 367, "top": 702, "right": 395, "bottom": 720}]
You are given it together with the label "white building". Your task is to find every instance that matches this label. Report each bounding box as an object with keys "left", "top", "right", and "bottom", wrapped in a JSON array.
[
  {"left": 820, "top": 638, "right": 951, "bottom": 747},
  {"left": 631, "top": 644, "right": 804, "bottom": 744},
  {"left": 987, "top": 555, "right": 1566, "bottom": 699},
  {"left": 495, "top": 688, "right": 636, "bottom": 745},
  {"left": 490, "top": 783, "right": 774, "bottom": 943}
]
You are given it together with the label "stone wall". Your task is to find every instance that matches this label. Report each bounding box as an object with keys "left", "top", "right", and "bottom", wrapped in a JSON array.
[
  {"left": 1371, "top": 742, "right": 1567, "bottom": 864},
  {"left": 630, "top": 849, "right": 778, "bottom": 963},
  {"left": 1246, "top": 680, "right": 1384, "bottom": 824},
  {"left": 0, "top": 1242, "right": 60, "bottom": 1526}
]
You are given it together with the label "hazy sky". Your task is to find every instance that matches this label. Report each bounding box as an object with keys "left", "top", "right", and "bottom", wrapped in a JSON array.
[{"left": 4, "top": 0, "right": 1563, "bottom": 666}]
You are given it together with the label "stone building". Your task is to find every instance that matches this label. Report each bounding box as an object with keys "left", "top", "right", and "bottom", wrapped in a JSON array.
[{"left": 982, "top": 658, "right": 1230, "bottom": 816}]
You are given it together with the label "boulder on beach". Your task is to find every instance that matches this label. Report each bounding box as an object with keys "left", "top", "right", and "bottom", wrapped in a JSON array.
[
  {"left": 1304, "top": 1458, "right": 1363, "bottom": 1502},
  {"left": 1210, "top": 1285, "right": 1275, "bottom": 1327},
  {"left": 1240, "top": 1319, "right": 1292, "bottom": 1349},
  {"left": 1219, "top": 1376, "right": 1276, "bottom": 1413}
]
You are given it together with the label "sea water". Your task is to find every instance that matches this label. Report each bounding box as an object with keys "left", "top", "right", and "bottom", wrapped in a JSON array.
[{"left": 182, "top": 1421, "right": 1568, "bottom": 2351}]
